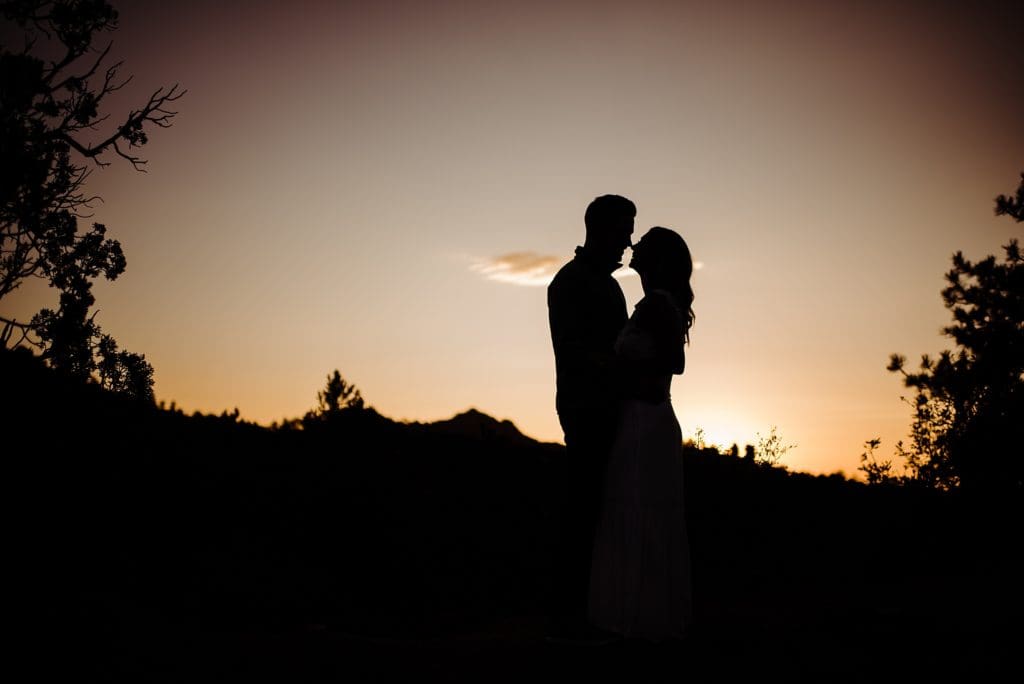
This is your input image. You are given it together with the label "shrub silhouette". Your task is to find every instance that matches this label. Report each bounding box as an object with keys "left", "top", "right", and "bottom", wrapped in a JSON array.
[
  {"left": 858, "top": 438, "right": 901, "bottom": 485},
  {"left": 753, "top": 425, "right": 796, "bottom": 467}
]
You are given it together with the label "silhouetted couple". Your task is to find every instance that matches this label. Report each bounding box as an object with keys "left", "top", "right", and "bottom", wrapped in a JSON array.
[{"left": 547, "top": 194, "right": 694, "bottom": 644}]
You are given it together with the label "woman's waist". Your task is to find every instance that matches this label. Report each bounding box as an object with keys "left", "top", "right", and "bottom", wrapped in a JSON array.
[
  {"left": 619, "top": 378, "right": 672, "bottom": 404},
  {"left": 619, "top": 392, "right": 672, "bottom": 406}
]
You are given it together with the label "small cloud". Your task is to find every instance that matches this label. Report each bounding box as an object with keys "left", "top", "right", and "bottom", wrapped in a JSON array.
[
  {"left": 471, "top": 252, "right": 562, "bottom": 287},
  {"left": 471, "top": 252, "right": 640, "bottom": 287},
  {"left": 694, "top": 261, "right": 705, "bottom": 271}
]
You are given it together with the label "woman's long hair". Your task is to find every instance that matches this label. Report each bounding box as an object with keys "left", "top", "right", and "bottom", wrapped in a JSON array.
[{"left": 646, "top": 226, "right": 695, "bottom": 344}]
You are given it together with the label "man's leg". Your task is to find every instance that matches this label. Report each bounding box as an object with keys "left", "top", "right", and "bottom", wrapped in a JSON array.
[{"left": 550, "top": 411, "right": 614, "bottom": 633}]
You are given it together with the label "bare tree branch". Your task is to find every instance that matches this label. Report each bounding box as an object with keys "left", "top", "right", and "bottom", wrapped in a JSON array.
[
  {"left": 51, "top": 40, "right": 112, "bottom": 91},
  {"left": 60, "top": 83, "right": 185, "bottom": 168},
  {"left": 0, "top": 316, "right": 42, "bottom": 349}
]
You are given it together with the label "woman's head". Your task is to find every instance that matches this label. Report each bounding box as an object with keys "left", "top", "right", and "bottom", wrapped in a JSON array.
[{"left": 630, "top": 226, "right": 695, "bottom": 341}]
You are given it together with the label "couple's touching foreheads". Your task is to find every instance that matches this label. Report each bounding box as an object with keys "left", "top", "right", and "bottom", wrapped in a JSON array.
[{"left": 547, "top": 194, "right": 693, "bottom": 645}]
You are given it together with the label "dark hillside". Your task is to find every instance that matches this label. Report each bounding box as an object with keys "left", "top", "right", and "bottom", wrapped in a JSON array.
[{"left": 4, "top": 348, "right": 1020, "bottom": 681}]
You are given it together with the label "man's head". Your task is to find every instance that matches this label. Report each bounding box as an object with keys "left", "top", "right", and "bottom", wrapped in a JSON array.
[{"left": 584, "top": 194, "right": 635, "bottom": 264}]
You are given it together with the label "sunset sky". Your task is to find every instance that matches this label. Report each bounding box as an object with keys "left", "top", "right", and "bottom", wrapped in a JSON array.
[{"left": 3, "top": 0, "right": 1022, "bottom": 475}]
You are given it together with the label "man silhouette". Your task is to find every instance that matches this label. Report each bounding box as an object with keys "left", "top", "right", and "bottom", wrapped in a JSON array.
[{"left": 546, "top": 194, "right": 635, "bottom": 642}]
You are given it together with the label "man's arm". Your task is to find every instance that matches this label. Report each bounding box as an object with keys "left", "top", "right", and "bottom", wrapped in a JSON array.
[{"left": 548, "top": 276, "right": 617, "bottom": 378}]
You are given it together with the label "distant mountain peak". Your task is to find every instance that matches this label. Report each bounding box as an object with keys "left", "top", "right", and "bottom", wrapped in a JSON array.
[{"left": 429, "top": 408, "right": 531, "bottom": 443}]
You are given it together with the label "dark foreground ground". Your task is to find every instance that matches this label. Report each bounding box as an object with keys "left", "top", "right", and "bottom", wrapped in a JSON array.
[
  {"left": 6, "top": 348, "right": 1022, "bottom": 682},
  {"left": 33, "top": 493, "right": 1022, "bottom": 682},
  {"left": 83, "top": 595, "right": 1019, "bottom": 684},
  {"left": 48, "top": 567, "right": 1022, "bottom": 683}
]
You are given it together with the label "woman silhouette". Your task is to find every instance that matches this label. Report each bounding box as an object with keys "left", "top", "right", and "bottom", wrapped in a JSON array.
[{"left": 588, "top": 226, "right": 694, "bottom": 641}]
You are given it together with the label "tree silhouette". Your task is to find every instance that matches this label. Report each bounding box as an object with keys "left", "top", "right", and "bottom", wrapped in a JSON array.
[
  {"left": 95, "top": 333, "right": 153, "bottom": 401},
  {"left": 315, "top": 369, "right": 364, "bottom": 416},
  {"left": 888, "top": 174, "right": 1023, "bottom": 496},
  {"left": 995, "top": 172, "right": 1024, "bottom": 222},
  {"left": 0, "top": 0, "right": 182, "bottom": 398}
]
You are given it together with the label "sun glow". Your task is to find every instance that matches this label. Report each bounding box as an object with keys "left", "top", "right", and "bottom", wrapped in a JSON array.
[{"left": 676, "top": 408, "right": 760, "bottom": 453}]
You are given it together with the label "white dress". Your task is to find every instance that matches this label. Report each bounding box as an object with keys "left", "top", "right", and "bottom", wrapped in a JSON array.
[{"left": 588, "top": 292, "right": 693, "bottom": 641}]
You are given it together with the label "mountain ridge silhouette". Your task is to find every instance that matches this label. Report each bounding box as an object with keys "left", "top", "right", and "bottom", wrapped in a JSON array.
[{"left": 415, "top": 407, "right": 545, "bottom": 446}]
